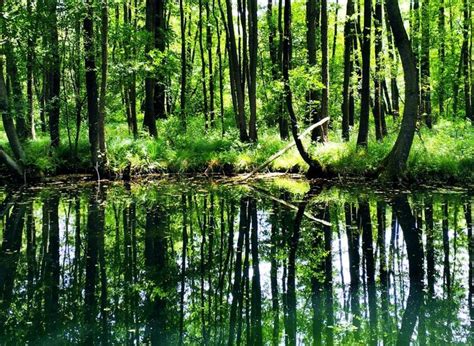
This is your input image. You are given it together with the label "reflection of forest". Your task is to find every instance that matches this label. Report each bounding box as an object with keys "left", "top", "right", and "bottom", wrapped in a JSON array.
[{"left": 0, "top": 182, "right": 473, "bottom": 344}]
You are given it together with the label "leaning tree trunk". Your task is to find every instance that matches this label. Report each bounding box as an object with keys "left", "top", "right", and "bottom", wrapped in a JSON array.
[
  {"left": 282, "top": 0, "right": 324, "bottom": 177},
  {"left": 381, "top": 0, "right": 419, "bottom": 180}
]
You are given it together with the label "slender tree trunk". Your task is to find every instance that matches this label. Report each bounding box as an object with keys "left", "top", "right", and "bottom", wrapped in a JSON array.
[
  {"left": 99, "top": 0, "right": 108, "bottom": 152},
  {"left": 385, "top": 5, "right": 400, "bottom": 117},
  {"left": 223, "top": 0, "right": 249, "bottom": 141},
  {"left": 282, "top": 0, "right": 324, "bottom": 176},
  {"left": 420, "top": 0, "right": 432, "bottom": 128},
  {"left": 342, "top": 0, "right": 355, "bottom": 141},
  {"left": 438, "top": 0, "right": 445, "bottom": 116},
  {"left": 382, "top": 0, "right": 419, "bottom": 179},
  {"left": 462, "top": 0, "right": 472, "bottom": 122},
  {"left": 144, "top": 0, "right": 158, "bottom": 137},
  {"left": 319, "top": 0, "right": 329, "bottom": 142},
  {"left": 248, "top": 0, "right": 258, "bottom": 141},
  {"left": 154, "top": 0, "right": 167, "bottom": 120},
  {"left": 45, "top": 0, "right": 61, "bottom": 147},
  {"left": 356, "top": 0, "right": 371, "bottom": 147},
  {"left": 27, "top": 0, "right": 36, "bottom": 140},
  {"left": 373, "top": 0, "right": 384, "bottom": 140},
  {"left": 180, "top": 0, "right": 187, "bottom": 128},
  {"left": 199, "top": 0, "right": 209, "bottom": 129},
  {"left": 84, "top": 0, "right": 104, "bottom": 174}
]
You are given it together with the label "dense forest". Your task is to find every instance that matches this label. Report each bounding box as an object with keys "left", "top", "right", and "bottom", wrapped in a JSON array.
[{"left": 0, "top": 0, "right": 472, "bottom": 182}]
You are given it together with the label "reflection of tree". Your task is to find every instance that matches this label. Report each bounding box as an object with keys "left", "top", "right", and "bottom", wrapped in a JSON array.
[
  {"left": 465, "top": 198, "right": 473, "bottom": 344},
  {"left": 0, "top": 200, "right": 26, "bottom": 341},
  {"left": 393, "top": 195, "right": 424, "bottom": 345}
]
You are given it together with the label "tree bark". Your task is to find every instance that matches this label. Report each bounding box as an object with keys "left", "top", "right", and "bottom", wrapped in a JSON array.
[
  {"left": 342, "top": 0, "right": 355, "bottom": 141},
  {"left": 356, "top": 0, "right": 371, "bottom": 147},
  {"left": 381, "top": 0, "right": 419, "bottom": 180},
  {"left": 84, "top": 0, "right": 104, "bottom": 174},
  {"left": 420, "top": 0, "right": 432, "bottom": 128},
  {"left": 99, "top": 0, "right": 108, "bottom": 152},
  {"left": 144, "top": 0, "right": 158, "bottom": 137},
  {"left": 248, "top": 0, "right": 258, "bottom": 141}
]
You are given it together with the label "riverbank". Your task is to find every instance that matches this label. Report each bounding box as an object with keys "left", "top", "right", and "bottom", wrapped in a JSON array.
[{"left": 1, "top": 117, "right": 473, "bottom": 185}]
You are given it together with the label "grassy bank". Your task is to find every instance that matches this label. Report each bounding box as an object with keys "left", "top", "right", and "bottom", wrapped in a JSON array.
[{"left": 1, "top": 116, "right": 473, "bottom": 183}]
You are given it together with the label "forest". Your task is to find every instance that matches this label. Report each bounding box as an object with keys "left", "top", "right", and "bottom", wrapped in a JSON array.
[{"left": 0, "top": 0, "right": 473, "bottom": 183}]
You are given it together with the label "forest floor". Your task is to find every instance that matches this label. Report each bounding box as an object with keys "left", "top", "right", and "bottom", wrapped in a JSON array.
[{"left": 1, "top": 117, "right": 473, "bottom": 184}]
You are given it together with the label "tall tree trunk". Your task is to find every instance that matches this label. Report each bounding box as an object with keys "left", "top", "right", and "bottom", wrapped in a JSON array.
[
  {"left": 437, "top": 0, "right": 445, "bottom": 117},
  {"left": 154, "top": 0, "right": 167, "bottom": 120},
  {"left": 373, "top": 0, "right": 385, "bottom": 140},
  {"left": 144, "top": 0, "right": 158, "bottom": 137},
  {"left": 319, "top": 0, "right": 329, "bottom": 142},
  {"left": 282, "top": 0, "right": 324, "bottom": 176},
  {"left": 27, "top": 0, "right": 36, "bottom": 139},
  {"left": 342, "top": 0, "right": 355, "bottom": 141},
  {"left": 248, "top": 0, "right": 258, "bottom": 141},
  {"left": 382, "top": 0, "right": 419, "bottom": 180},
  {"left": 45, "top": 0, "right": 61, "bottom": 147},
  {"left": 268, "top": 0, "right": 288, "bottom": 139},
  {"left": 420, "top": 0, "right": 432, "bottom": 128},
  {"left": 206, "top": 0, "right": 216, "bottom": 128},
  {"left": 180, "top": 0, "right": 187, "bottom": 128},
  {"left": 223, "top": 0, "right": 249, "bottom": 141},
  {"left": 306, "top": 0, "right": 319, "bottom": 138},
  {"left": 462, "top": 0, "right": 472, "bottom": 122},
  {"left": 385, "top": 7, "right": 400, "bottom": 117},
  {"left": 198, "top": 0, "right": 209, "bottom": 128},
  {"left": 356, "top": 0, "right": 371, "bottom": 147},
  {"left": 99, "top": 0, "right": 108, "bottom": 153},
  {"left": 84, "top": 0, "right": 104, "bottom": 174}
]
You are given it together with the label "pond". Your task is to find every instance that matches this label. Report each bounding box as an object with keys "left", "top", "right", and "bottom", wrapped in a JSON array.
[{"left": 0, "top": 177, "right": 473, "bottom": 345}]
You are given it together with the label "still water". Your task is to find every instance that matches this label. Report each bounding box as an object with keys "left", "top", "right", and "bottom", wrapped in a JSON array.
[{"left": 0, "top": 177, "right": 473, "bottom": 345}]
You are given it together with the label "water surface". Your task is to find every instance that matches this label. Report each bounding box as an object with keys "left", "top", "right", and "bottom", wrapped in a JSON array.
[{"left": 0, "top": 178, "right": 472, "bottom": 344}]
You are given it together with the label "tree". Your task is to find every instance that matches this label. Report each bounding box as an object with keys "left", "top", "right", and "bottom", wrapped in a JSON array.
[
  {"left": 99, "top": 0, "right": 108, "bottom": 152},
  {"left": 342, "top": 0, "right": 355, "bottom": 141},
  {"left": 248, "top": 0, "right": 258, "bottom": 141},
  {"left": 381, "top": 0, "right": 419, "bottom": 179},
  {"left": 144, "top": 0, "right": 158, "bottom": 137},
  {"left": 44, "top": 0, "right": 61, "bottom": 147},
  {"left": 356, "top": 0, "right": 371, "bottom": 147},
  {"left": 84, "top": 0, "right": 106, "bottom": 174},
  {"left": 420, "top": 0, "right": 432, "bottom": 128}
]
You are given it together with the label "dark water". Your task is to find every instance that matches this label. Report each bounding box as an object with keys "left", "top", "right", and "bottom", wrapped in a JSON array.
[{"left": 0, "top": 178, "right": 473, "bottom": 345}]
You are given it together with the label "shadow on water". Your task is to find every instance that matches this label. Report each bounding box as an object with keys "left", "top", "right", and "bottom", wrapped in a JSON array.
[{"left": 0, "top": 179, "right": 473, "bottom": 344}]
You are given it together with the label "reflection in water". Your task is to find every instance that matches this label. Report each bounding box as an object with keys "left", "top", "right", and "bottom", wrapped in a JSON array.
[{"left": 0, "top": 181, "right": 472, "bottom": 344}]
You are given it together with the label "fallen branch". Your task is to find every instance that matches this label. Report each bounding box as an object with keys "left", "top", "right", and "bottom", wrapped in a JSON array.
[
  {"left": 249, "top": 185, "right": 331, "bottom": 226},
  {"left": 240, "top": 117, "right": 330, "bottom": 181}
]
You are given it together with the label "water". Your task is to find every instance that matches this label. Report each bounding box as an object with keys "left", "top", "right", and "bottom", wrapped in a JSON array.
[{"left": 0, "top": 177, "right": 472, "bottom": 345}]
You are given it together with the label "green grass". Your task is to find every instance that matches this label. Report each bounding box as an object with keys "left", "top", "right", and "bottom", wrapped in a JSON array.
[{"left": 1, "top": 116, "right": 473, "bottom": 183}]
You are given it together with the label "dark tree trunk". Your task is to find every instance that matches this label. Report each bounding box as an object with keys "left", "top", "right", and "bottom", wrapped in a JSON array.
[
  {"left": 248, "top": 0, "right": 258, "bottom": 141},
  {"left": 381, "top": 0, "right": 419, "bottom": 180},
  {"left": 206, "top": 0, "right": 215, "bottom": 128},
  {"left": 373, "top": 0, "right": 385, "bottom": 140},
  {"left": 438, "top": 0, "right": 445, "bottom": 116},
  {"left": 319, "top": 0, "right": 329, "bottom": 142},
  {"left": 342, "top": 0, "right": 355, "bottom": 141},
  {"left": 144, "top": 0, "right": 158, "bottom": 137},
  {"left": 420, "top": 0, "right": 432, "bottom": 128},
  {"left": 180, "top": 0, "right": 187, "bottom": 127},
  {"left": 198, "top": 0, "right": 209, "bottom": 128},
  {"left": 27, "top": 0, "right": 36, "bottom": 139},
  {"left": 356, "top": 0, "right": 371, "bottom": 147},
  {"left": 84, "top": 0, "right": 104, "bottom": 173},
  {"left": 223, "top": 0, "right": 249, "bottom": 141},
  {"left": 99, "top": 0, "right": 108, "bottom": 152},
  {"left": 462, "top": 0, "right": 473, "bottom": 123},
  {"left": 385, "top": 5, "right": 400, "bottom": 117},
  {"left": 283, "top": 0, "right": 324, "bottom": 176},
  {"left": 154, "top": 0, "right": 167, "bottom": 120},
  {"left": 45, "top": 0, "right": 61, "bottom": 147}
]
